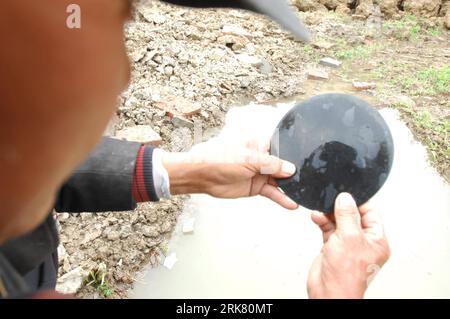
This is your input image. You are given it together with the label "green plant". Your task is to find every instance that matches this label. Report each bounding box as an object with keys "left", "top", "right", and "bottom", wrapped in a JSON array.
[
  {"left": 417, "top": 67, "right": 450, "bottom": 95},
  {"left": 414, "top": 111, "right": 434, "bottom": 129},
  {"left": 409, "top": 25, "right": 421, "bottom": 41},
  {"left": 85, "top": 267, "right": 114, "bottom": 298},
  {"left": 383, "top": 14, "right": 444, "bottom": 41},
  {"left": 384, "top": 14, "right": 416, "bottom": 30},
  {"left": 391, "top": 67, "right": 450, "bottom": 96},
  {"left": 303, "top": 44, "right": 315, "bottom": 57},
  {"left": 335, "top": 44, "right": 381, "bottom": 60},
  {"left": 428, "top": 26, "right": 443, "bottom": 37},
  {"left": 329, "top": 11, "right": 352, "bottom": 24},
  {"left": 393, "top": 104, "right": 450, "bottom": 164}
]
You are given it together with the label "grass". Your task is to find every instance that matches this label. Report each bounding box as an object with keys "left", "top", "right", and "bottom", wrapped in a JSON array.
[
  {"left": 393, "top": 102, "right": 450, "bottom": 168},
  {"left": 428, "top": 26, "right": 443, "bottom": 37},
  {"left": 383, "top": 14, "right": 446, "bottom": 41},
  {"left": 395, "top": 67, "right": 450, "bottom": 96},
  {"left": 329, "top": 11, "right": 352, "bottom": 24},
  {"left": 303, "top": 44, "right": 322, "bottom": 63},
  {"left": 372, "top": 62, "right": 449, "bottom": 179},
  {"left": 371, "top": 60, "right": 449, "bottom": 97},
  {"left": 85, "top": 267, "right": 114, "bottom": 298},
  {"left": 413, "top": 112, "right": 450, "bottom": 163},
  {"left": 417, "top": 67, "right": 450, "bottom": 95},
  {"left": 303, "top": 44, "right": 316, "bottom": 58},
  {"left": 335, "top": 44, "right": 382, "bottom": 60},
  {"left": 384, "top": 14, "right": 420, "bottom": 40}
]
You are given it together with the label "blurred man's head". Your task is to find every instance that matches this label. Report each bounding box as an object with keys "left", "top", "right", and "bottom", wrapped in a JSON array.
[
  {"left": 0, "top": 0, "right": 133, "bottom": 242},
  {"left": 0, "top": 0, "right": 307, "bottom": 243}
]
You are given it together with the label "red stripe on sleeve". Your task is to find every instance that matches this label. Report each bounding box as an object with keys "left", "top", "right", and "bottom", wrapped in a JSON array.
[{"left": 133, "top": 146, "right": 150, "bottom": 202}]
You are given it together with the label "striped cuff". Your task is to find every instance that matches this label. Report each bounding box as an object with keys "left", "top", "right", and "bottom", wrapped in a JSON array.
[{"left": 132, "top": 146, "right": 159, "bottom": 202}]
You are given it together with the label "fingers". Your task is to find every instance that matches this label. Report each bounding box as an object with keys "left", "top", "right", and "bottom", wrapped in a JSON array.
[
  {"left": 258, "top": 154, "right": 296, "bottom": 179},
  {"left": 311, "top": 211, "right": 336, "bottom": 242},
  {"left": 359, "top": 201, "right": 385, "bottom": 238},
  {"left": 334, "top": 193, "right": 362, "bottom": 234},
  {"left": 311, "top": 211, "right": 335, "bottom": 232},
  {"left": 260, "top": 184, "right": 298, "bottom": 210}
]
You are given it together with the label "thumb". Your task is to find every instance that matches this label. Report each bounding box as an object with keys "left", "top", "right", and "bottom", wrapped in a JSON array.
[
  {"left": 334, "top": 193, "right": 362, "bottom": 233},
  {"left": 258, "top": 154, "right": 296, "bottom": 178}
]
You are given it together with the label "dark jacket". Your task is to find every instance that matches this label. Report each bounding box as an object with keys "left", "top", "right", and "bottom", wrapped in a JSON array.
[{"left": 0, "top": 137, "right": 154, "bottom": 298}]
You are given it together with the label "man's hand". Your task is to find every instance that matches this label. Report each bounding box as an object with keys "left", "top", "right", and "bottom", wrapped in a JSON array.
[
  {"left": 307, "top": 193, "right": 390, "bottom": 299},
  {"left": 161, "top": 137, "right": 298, "bottom": 210}
]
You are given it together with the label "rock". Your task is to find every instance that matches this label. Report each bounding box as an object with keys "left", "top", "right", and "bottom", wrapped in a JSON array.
[
  {"left": 182, "top": 217, "right": 196, "bottom": 234},
  {"left": 163, "top": 253, "right": 178, "bottom": 270},
  {"left": 98, "top": 245, "right": 111, "bottom": 257},
  {"left": 172, "top": 115, "right": 194, "bottom": 129},
  {"left": 403, "top": 0, "right": 441, "bottom": 18},
  {"left": 61, "top": 259, "right": 71, "bottom": 274},
  {"left": 154, "top": 95, "right": 202, "bottom": 117},
  {"left": 445, "top": 11, "right": 450, "bottom": 29},
  {"left": 235, "top": 54, "right": 272, "bottom": 73},
  {"left": 441, "top": 0, "right": 450, "bottom": 16},
  {"left": 305, "top": 12, "right": 324, "bottom": 25},
  {"left": 151, "top": 13, "right": 167, "bottom": 25},
  {"left": 394, "top": 95, "right": 416, "bottom": 108},
  {"left": 58, "top": 213, "right": 70, "bottom": 221},
  {"left": 352, "top": 81, "right": 377, "bottom": 90},
  {"left": 170, "top": 127, "right": 193, "bottom": 152},
  {"left": 293, "top": 0, "right": 328, "bottom": 12},
  {"left": 115, "top": 125, "right": 162, "bottom": 146},
  {"left": 366, "top": 4, "right": 383, "bottom": 37},
  {"left": 119, "top": 225, "right": 133, "bottom": 239},
  {"left": 355, "top": 0, "right": 375, "bottom": 18},
  {"left": 221, "top": 24, "right": 252, "bottom": 38},
  {"left": 164, "top": 65, "right": 174, "bottom": 76},
  {"left": 217, "top": 34, "right": 249, "bottom": 51},
  {"left": 123, "top": 95, "right": 140, "bottom": 109},
  {"left": 319, "top": 0, "right": 335, "bottom": 10},
  {"left": 319, "top": 0, "right": 345, "bottom": 10},
  {"left": 106, "top": 231, "right": 120, "bottom": 241},
  {"left": 312, "top": 40, "right": 336, "bottom": 50},
  {"left": 352, "top": 14, "right": 368, "bottom": 20},
  {"left": 307, "top": 69, "right": 329, "bottom": 80},
  {"left": 258, "top": 60, "right": 274, "bottom": 74},
  {"left": 319, "top": 57, "right": 342, "bottom": 68},
  {"left": 58, "top": 244, "right": 68, "bottom": 260},
  {"left": 142, "top": 225, "right": 160, "bottom": 238},
  {"left": 146, "top": 212, "right": 158, "bottom": 223},
  {"left": 137, "top": 5, "right": 167, "bottom": 24},
  {"left": 336, "top": 4, "right": 352, "bottom": 15},
  {"left": 56, "top": 266, "right": 84, "bottom": 294},
  {"left": 235, "top": 53, "right": 263, "bottom": 65},
  {"left": 160, "top": 221, "right": 173, "bottom": 234},
  {"left": 81, "top": 228, "right": 103, "bottom": 245},
  {"left": 379, "top": 0, "right": 399, "bottom": 17},
  {"left": 80, "top": 213, "right": 93, "bottom": 221},
  {"left": 129, "top": 47, "right": 147, "bottom": 63},
  {"left": 152, "top": 54, "right": 163, "bottom": 64}
]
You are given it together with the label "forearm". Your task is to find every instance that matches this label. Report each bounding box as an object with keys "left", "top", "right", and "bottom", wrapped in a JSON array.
[{"left": 161, "top": 152, "right": 214, "bottom": 196}]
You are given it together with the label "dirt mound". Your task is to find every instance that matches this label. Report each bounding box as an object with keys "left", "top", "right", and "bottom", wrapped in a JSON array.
[{"left": 293, "top": 0, "right": 449, "bottom": 19}]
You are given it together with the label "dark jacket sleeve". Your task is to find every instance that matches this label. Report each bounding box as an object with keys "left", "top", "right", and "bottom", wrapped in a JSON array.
[{"left": 54, "top": 137, "right": 142, "bottom": 213}]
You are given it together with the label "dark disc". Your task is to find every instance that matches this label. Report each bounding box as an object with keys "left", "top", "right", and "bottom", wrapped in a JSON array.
[{"left": 270, "top": 93, "right": 394, "bottom": 213}]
